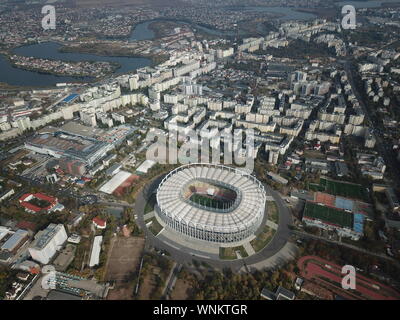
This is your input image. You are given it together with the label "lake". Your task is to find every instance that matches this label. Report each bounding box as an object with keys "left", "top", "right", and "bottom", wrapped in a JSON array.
[
  {"left": 3, "top": 2, "right": 385, "bottom": 88},
  {"left": 129, "top": 20, "right": 156, "bottom": 41},
  {"left": 0, "top": 42, "right": 151, "bottom": 87}
]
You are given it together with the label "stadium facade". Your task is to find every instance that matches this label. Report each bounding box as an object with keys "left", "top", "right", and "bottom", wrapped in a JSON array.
[{"left": 156, "top": 163, "right": 266, "bottom": 243}]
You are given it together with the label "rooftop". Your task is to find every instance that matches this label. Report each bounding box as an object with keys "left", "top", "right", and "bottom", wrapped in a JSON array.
[
  {"left": 30, "top": 224, "right": 64, "bottom": 250},
  {"left": 93, "top": 217, "right": 106, "bottom": 228}
]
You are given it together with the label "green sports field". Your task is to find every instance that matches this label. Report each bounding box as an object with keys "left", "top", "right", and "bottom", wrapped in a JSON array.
[
  {"left": 304, "top": 202, "right": 353, "bottom": 229},
  {"left": 308, "top": 178, "right": 369, "bottom": 202},
  {"left": 189, "top": 193, "right": 232, "bottom": 210}
]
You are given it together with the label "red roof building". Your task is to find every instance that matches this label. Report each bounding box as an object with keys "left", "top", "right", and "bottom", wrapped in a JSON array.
[
  {"left": 19, "top": 193, "right": 58, "bottom": 213},
  {"left": 92, "top": 217, "right": 107, "bottom": 229}
]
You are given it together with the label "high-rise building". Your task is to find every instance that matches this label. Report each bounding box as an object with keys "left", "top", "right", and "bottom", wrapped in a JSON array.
[
  {"left": 29, "top": 224, "right": 67, "bottom": 264},
  {"left": 268, "top": 150, "right": 279, "bottom": 164}
]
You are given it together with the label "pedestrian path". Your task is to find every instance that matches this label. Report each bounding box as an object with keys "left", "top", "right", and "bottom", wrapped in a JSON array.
[
  {"left": 266, "top": 220, "right": 278, "bottom": 230},
  {"left": 243, "top": 241, "right": 256, "bottom": 256},
  {"left": 241, "top": 242, "right": 299, "bottom": 272},
  {"left": 158, "top": 227, "right": 220, "bottom": 255},
  {"left": 143, "top": 211, "right": 155, "bottom": 221}
]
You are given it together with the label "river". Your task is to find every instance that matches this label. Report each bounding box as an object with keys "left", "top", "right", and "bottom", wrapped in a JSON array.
[
  {"left": 129, "top": 7, "right": 317, "bottom": 41},
  {"left": 0, "top": 42, "right": 151, "bottom": 87},
  {"left": 1, "top": 3, "right": 392, "bottom": 87}
]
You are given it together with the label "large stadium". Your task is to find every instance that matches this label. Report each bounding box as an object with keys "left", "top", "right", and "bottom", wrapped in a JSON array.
[{"left": 155, "top": 164, "right": 267, "bottom": 243}]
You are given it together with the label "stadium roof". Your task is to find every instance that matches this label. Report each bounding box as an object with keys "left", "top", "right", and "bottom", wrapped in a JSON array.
[
  {"left": 26, "top": 131, "right": 110, "bottom": 165},
  {"left": 157, "top": 164, "right": 266, "bottom": 233}
]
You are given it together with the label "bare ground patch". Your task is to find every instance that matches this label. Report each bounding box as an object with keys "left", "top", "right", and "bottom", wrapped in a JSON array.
[
  {"left": 138, "top": 267, "right": 162, "bottom": 300},
  {"left": 105, "top": 236, "right": 145, "bottom": 300},
  {"left": 170, "top": 278, "right": 193, "bottom": 300}
]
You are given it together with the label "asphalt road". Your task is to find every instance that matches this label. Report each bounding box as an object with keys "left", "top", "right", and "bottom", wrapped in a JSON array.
[
  {"left": 342, "top": 60, "right": 400, "bottom": 187},
  {"left": 135, "top": 175, "right": 294, "bottom": 271}
]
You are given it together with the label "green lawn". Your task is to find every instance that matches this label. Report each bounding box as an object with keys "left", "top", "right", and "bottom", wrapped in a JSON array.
[
  {"left": 147, "top": 217, "right": 163, "bottom": 236},
  {"left": 323, "top": 178, "right": 369, "bottom": 202},
  {"left": 144, "top": 194, "right": 157, "bottom": 214},
  {"left": 308, "top": 182, "right": 325, "bottom": 192},
  {"left": 308, "top": 178, "right": 369, "bottom": 202},
  {"left": 250, "top": 225, "right": 276, "bottom": 253},
  {"left": 189, "top": 194, "right": 230, "bottom": 210},
  {"left": 219, "top": 246, "right": 248, "bottom": 260},
  {"left": 267, "top": 201, "right": 279, "bottom": 224},
  {"left": 304, "top": 202, "right": 353, "bottom": 229}
]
